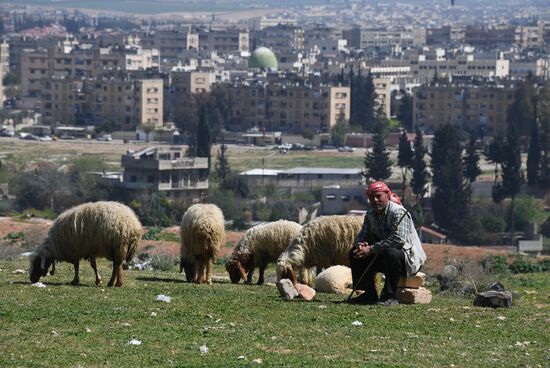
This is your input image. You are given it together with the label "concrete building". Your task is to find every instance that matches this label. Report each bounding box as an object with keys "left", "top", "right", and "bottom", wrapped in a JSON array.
[
  {"left": 412, "top": 83, "right": 517, "bottom": 136},
  {"left": 226, "top": 83, "right": 350, "bottom": 133},
  {"left": 343, "top": 28, "right": 415, "bottom": 49},
  {"left": 198, "top": 28, "right": 249, "bottom": 54},
  {"left": 120, "top": 146, "right": 208, "bottom": 200},
  {"left": 41, "top": 77, "right": 163, "bottom": 129},
  {"left": 255, "top": 25, "right": 304, "bottom": 53}
]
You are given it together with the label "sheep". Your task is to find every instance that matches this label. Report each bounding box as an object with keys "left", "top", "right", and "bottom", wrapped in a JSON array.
[
  {"left": 276, "top": 215, "right": 364, "bottom": 286},
  {"left": 179, "top": 203, "right": 225, "bottom": 284},
  {"left": 225, "top": 220, "right": 302, "bottom": 285},
  {"left": 29, "top": 201, "right": 142, "bottom": 287},
  {"left": 315, "top": 265, "right": 353, "bottom": 294}
]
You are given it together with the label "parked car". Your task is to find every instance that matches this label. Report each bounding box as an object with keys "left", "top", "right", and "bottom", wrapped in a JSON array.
[
  {"left": 22, "top": 134, "right": 40, "bottom": 141},
  {"left": 0, "top": 129, "right": 15, "bottom": 137},
  {"left": 59, "top": 134, "right": 76, "bottom": 140},
  {"left": 338, "top": 146, "right": 355, "bottom": 152},
  {"left": 96, "top": 134, "right": 112, "bottom": 141},
  {"left": 39, "top": 135, "right": 53, "bottom": 141}
]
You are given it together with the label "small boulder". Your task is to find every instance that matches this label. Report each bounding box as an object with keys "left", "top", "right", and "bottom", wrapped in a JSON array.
[
  {"left": 276, "top": 279, "right": 299, "bottom": 300},
  {"left": 295, "top": 283, "right": 316, "bottom": 301},
  {"left": 473, "top": 290, "right": 513, "bottom": 308},
  {"left": 398, "top": 272, "right": 426, "bottom": 289},
  {"left": 396, "top": 287, "right": 432, "bottom": 304}
]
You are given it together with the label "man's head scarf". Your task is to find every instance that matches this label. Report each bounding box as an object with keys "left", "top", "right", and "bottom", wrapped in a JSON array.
[{"left": 366, "top": 181, "right": 402, "bottom": 205}]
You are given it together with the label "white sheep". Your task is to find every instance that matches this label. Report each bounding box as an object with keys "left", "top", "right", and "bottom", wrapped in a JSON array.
[
  {"left": 179, "top": 203, "right": 225, "bottom": 284},
  {"left": 225, "top": 220, "right": 302, "bottom": 285},
  {"left": 29, "top": 201, "right": 142, "bottom": 287},
  {"left": 276, "top": 215, "right": 364, "bottom": 286},
  {"left": 315, "top": 265, "right": 353, "bottom": 294}
]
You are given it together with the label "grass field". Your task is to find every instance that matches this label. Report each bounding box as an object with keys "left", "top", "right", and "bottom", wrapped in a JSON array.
[{"left": 0, "top": 257, "right": 548, "bottom": 367}]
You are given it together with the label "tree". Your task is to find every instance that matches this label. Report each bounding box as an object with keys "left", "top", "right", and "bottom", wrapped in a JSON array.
[
  {"left": 431, "top": 124, "right": 471, "bottom": 239},
  {"left": 484, "top": 132, "right": 506, "bottom": 187},
  {"left": 538, "top": 82, "right": 550, "bottom": 189},
  {"left": 142, "top": 123, "right": 155, "bottom": 142},
  {"left": 508, "top": 78, "right": 536, "bottom": 137},
  {"left": 397, "top": 130, "right": 413, "bottom": 201},
  {"left": 410, "top": 127, "right": 430, "bottom": 203},
  {"left": 196, "top": 105, "right": 212, "bottom": 173},
  {"left": 364, "top": 125, "right": 392, "bottom": 181},
  {"left": 463, "top": 136, "right": 481, "bottom": 182},
  {"left": 330, "top": 120, "right": 348, "bottom": 147},
  {"left": 397, "top": 93, "right": 413, "bottom": 132},
  {"left": 526, "top": 112, "right": 540, "bottom": 187},
  {"left": 215, "top": 137, "right": 230, "bottom": 182}
]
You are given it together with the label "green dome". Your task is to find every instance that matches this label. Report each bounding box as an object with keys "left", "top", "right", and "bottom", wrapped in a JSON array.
[{"left": 249, "top": 47, "right": 278, "bottom": 70}]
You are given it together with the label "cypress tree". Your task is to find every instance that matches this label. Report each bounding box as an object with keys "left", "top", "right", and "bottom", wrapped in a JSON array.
[
  {"left": 411, "top": 127, "right": 429, "bottom": 203},
  {"left": 365, "top": 125, "right": 393, "bottom": 181},
  {"left": 397, "top": 130, "right": 413, "bottom": 201},
  {"left": 196, "top": 105, "right": 212, "bottom": 174},
  {"left": 463, "top": 136, "right": 482, "bottom": 182},
  {"left": 431, "top": 124, "right": 471, "bottom": 239},
  {"left": 527, "top": 115, "right": 540, "bottom": 187},
  {"left": 538, "top": 82, "right": 550, "bottom": 189},
  {"left": 484, "top": 132, "right": 506, "bottom": 187}
]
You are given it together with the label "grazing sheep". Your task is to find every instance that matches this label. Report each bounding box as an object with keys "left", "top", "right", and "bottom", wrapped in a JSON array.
[
  {"left": 179, "top": 204, "right": 225, "bottom": 284},
  {"left": 315, "top": 265, "right": 353, "bottom": 294},
  {"left": 29, "top": 201, "right": 142, "bottom": 287},
  {"left": 276, "top": 215, "right": 363, "bottom": 286},
  {"left": 225, "top": 220, "right": 302, "bottom": 285}
]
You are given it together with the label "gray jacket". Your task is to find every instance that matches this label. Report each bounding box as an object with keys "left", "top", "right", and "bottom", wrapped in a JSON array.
[{"left": 355, "top": 201, "right": 426, "bottom": 276}]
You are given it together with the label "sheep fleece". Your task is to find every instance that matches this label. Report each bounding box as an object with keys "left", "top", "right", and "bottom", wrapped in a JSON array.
[
  {"left": 180, "top": 204, "right": 225, "bottom": 262},
  {"left": 36, "top": 201, "right": 142, "bottom": 263},
  {"left": 278, "top": 215, "right": 364, "bottom": 270}
]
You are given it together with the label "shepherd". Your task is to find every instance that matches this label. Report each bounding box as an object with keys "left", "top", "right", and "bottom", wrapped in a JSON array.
[{"left": 348, "top": 181, "right": 426, "bottom": 306}]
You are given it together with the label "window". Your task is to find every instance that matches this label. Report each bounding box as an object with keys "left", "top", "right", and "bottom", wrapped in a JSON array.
[
  {"left": 130, "top": 176, "right": 137, "bottom": 182},
  {"left": 147, "top": 176, "right": 155, "bottom": 183}
]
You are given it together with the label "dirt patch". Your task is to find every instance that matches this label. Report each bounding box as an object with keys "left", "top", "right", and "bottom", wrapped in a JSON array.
[{"left": 423, "top": 243, "right": 511, "bottom": 273}]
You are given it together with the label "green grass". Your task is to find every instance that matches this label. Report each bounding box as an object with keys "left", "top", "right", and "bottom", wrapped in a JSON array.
[{"left": 0, "top": 258, "right": 548, "bottom": 367}]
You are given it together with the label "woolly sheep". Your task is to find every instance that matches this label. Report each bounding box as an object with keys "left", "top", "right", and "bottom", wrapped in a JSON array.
[
  {"left": 276, "top": 215, "right": 363, "bottom": 286},
  {"left": 29, "top": 201, "right": 142, "bottom": 287},
  {"left": 225, "top": 220, "right": 302, "bottom": 285},
  {"left": 315, "top": 265, "right": 353, "bottom": 294},
  {"left": 179, "top": 204, "right": 225, "bottom": 284}
]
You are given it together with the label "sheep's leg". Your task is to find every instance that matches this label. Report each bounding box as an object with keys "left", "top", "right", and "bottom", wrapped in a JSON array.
[
  {"left": 50, "top": 261, "right": 56, "bottom": 276},
  {"left": 245, "top": 267, "right": 254, "bottom": 284},
  {"left": 115, "top": 262, "right": 123, "bottom": 287},
  {"left": 71, "top": 261, "right": 80, "bottom": 285},
  {"left": 107, "top": 262, "right": 118, "bottom": 287},
  {"left": 195, "top": 261, "right": 205, "bottom": 284},
  {"left": 206, "top": 259, "right": 212, "bottom": 284},
  {"left": 90, "top": 258, "right": 102, "bottom": 286},
  {"left": 257, "top": 265, "right": 265, "bottom": 285}
]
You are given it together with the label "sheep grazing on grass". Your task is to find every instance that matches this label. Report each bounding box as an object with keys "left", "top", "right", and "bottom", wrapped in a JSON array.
[
  {"left": 179, "top": 204, "right": 225, "bottom": 284},
  {"left": 276, "top": 215, "right": 363, "bottom": 286},
  {"left": 225, "top": 220, "right": 302, "bottom": 285},
  {"left": 29, "top": 201, "right": 142, "bottom": 287}
]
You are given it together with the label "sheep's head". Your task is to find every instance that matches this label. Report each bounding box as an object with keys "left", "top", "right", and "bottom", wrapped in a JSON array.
[
  {"left": 276, "top": 264, "right": 298, "bottom": 285},
  {"left": 29, "top": 254, "right": 53, "bottom": 283},
  {"left": 225, "top": 260, "right": 248, "bottom": 283}
]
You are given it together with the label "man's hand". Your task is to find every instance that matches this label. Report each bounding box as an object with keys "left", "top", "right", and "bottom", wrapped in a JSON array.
[{"left": 353, "top": 242, "right": 372, "bottom": 259}]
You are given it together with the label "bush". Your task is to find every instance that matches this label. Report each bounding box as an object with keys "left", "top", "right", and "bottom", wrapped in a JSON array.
[
  {"left": 143, "top": 227, "right": 163, "bottom": 240},
  {"left": 4, "top": 232, "right": 24, "bottom": 241},
  {"left": 150, "top": 254, "right": 177, "bottom": 272}
]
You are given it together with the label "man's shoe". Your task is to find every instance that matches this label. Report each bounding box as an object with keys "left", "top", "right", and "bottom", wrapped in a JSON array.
[
  {"left": 376, "top": 298, "right": 399, "bottom": 307},
  {"left": 347, "top": 293, "right": 379, "bottom": 305}
]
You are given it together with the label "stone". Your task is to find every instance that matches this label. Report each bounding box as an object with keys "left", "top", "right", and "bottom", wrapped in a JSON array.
[
  {"left": 473, "top": 290, "right": 513, "bottom": 308},
  {"left": 488, "top": 281, "right": 505, "bottom": 291},
  {"left": 276, "top": 279, "right": 298, "bottom": 300},
  {"left": 396, "top": 287, "right": 432, "bottom": 304},
  {"left": 295, "top": 283, "right": 316, "bottom": 301},
  {"left": 398, "top": 272, "right": 426, "bottom": 288}
]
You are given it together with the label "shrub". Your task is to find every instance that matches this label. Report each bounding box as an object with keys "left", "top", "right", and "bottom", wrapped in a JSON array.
[
  {"left": 143, "top": 226, "right": 163, "bottom": 240},
  {"left": 4, "top": 232, "right": 24, "bottom": 241},
  {"left": 150, "top": 254, "right": 176, "bottom": 272}
]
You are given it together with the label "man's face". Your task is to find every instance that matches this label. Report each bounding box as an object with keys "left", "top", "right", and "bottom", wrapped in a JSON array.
[{"left": 368, "top": 191, "right": 390, "bottom": 214}]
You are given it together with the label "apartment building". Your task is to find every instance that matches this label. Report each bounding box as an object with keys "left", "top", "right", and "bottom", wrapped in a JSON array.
[
  {"left": 120, "top": 146, "right": 208, "bottom": 200},
  {"left": 41, "top": 77, "right": 163, "bottom": 129},
  {"left": 254, "top": 25, "right": 304, "bottom": 53},
  {"left": 379, "top": 53, "right": 509, "bottom": 84},
  {"left": 343, "top": 28, "right": 415, "bottom": 49},
  {"left": 0, "top": 40, "right": 9, "bottom": 76},
  {"left": 412, "top": 83, "right": 517, "bottom": 136},
  {"left": 171, "top": 71, "right": 212, "bottom": 96},
  {"left": 198, "top": 28, "right": 249, "bottom": 54},
  {"left": 226, "top": 83, "right": 350, "bottom": 133},
  {"left": 140, "top": 30, "right": 199, "bottom": 62}
]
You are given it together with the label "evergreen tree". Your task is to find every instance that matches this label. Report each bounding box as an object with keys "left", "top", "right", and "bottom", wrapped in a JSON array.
[
  {"left": 484, "top": 132, "right": 506, "bottom": 187},
  {"left": 363, "top": 71, "right": 377, "bottom": 132},
  {"left": 431, "top": 124, "right": 471, "bottom": 239},
  {"left": 508, "top": 78, "right": 536, "bottom": 137},
  {"left": 397, "top": 93, "right": 413, "bottom": 131},
  {"left": 538, "top": 82, "right": 550, "bottom": 189},
  {"left": 196, "top": 105, "right": 212, "bottom": 173},
  {"left": 527, "top": 113, "right": 540, "bottom": 187},
  {"left": 365, "top": 125, "right": 393, "bottom": 181},
  {"left": 215, "top": 136, "right": 230, "bottom": 182},
  {"left": 397, "top": 130, "right": 413, "bottom": 201},
  {"left": 463, "top": 136, "right": 481, "bottom": 182},
  {"left": 411, "top": 127, "right": 429, "bottom": 203}
]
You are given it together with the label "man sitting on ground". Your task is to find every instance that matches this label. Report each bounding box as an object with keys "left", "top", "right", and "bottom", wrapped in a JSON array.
[{"left": 348, "top": 181, "right": 426, "bottom": 306}]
